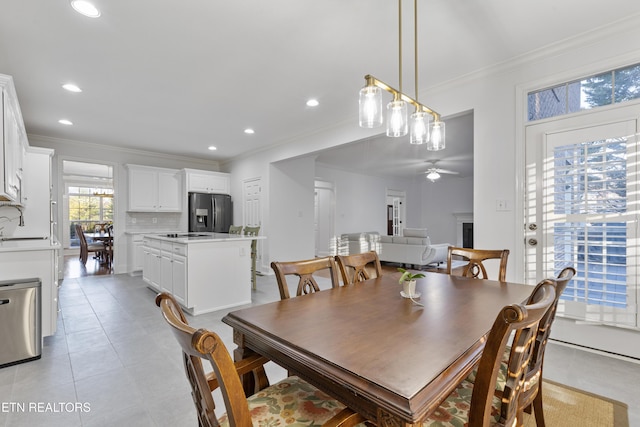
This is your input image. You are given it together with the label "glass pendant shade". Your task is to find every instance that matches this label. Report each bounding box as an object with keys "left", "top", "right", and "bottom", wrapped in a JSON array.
[
  {"left": 427, "top": 121, "right": 446, "bottom": 151},
  {"left": 409, "top": 111, "right": 429, "bottom": 144},
  {"left": 358, "top": 86, "right": 383, "bottom": 128},
  {"left": 386, "top": 100, "right": 408, "bottom": 137}
]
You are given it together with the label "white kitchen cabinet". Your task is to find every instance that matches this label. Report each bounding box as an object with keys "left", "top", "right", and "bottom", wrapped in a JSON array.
[
  {"left": 126, "top": 164, "right": 182, "bottom": 212},
  {"left": 0, "top": 74, "right": 26, "bottom": 204},
  {"left": 184, "top": 169, "right": 230, "bottom": 194},
  {"left": 142, "top": 239, "right": 161, "bottom": 291},
  {"left": 127, "top": 234, "right": 145, "bottom": 275}
]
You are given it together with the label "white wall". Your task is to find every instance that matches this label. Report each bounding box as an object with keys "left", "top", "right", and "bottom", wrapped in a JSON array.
[
  {"left": 420, "top": 176, "right": 474, "bottom": 245},
  {"left": 29, "top": 135, "right": 220, "bottom": 274}
]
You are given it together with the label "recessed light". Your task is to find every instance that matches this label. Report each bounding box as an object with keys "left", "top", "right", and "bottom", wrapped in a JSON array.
[
  {"left": 306, "top": 99, "right": 319, "bottom": 107},
  {"left": 244, "top": 128, "right": 255, "bottom": 134},
  {"left": 58, "top": 119, "right": 73, "bottom": 126},
  {"left": 208, "top": 146, "right": 217, "bottom": 151},
  {"left": 70, "top": 0, "right": 101, "bottom": 18},
  {"left": 62, "top": 83, "right": 82, "bottom": 93}
]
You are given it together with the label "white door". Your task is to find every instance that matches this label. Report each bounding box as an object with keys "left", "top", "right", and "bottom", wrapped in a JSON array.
[
  {"left": 314, "top": 180, "right": 335, "bottom": 256},
  {"left": 243, "top": 178, "right": 263, "bottom": 271},
  {"left": 525, "top": 104, "right": 640, "bottom": 356}
]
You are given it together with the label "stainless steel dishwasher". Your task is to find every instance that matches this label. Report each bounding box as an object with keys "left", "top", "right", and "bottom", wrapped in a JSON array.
[{"left": 0, "top": 278, "right": 41, "bottom": 368}]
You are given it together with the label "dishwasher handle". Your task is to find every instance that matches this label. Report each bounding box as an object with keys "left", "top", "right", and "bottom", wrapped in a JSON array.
[{"left": 0, "top": 299, "right": 10, "bottom": 305}]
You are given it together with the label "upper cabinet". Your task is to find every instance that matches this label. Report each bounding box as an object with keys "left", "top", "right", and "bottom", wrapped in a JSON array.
[
  {"left": 184, "top": 169, "right": 230, "bottom": 194},
  {"left": 0, "top": 74, "right": 27, "bottom": 204},
  {"left": 126, "top": 164, "right": 182, "bottom": 212}
]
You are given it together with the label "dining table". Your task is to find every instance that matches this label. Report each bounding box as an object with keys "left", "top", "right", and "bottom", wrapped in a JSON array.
[{"left": 222, "top": 271, "right": 535, "bottom": 427}]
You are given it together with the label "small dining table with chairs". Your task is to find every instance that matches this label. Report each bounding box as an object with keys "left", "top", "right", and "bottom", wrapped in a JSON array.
[{"left": 222, "top": 271, "right": 540, "bottom": 426}]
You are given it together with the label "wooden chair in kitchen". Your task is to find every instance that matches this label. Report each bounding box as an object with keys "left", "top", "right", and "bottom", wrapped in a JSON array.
[
  {"left": 155, "top": 292, "right": 366, "bottom": 427},
  {"left": 243, "top": 226, "right": 260, "bottom": 290},
  {"left": 423, "top": 280, "right": 556, "bottom": 427},
  {"left": 75, "top": 224, "right": 104, "bottom": 265},
  {"left": 271, "top": 256, "right": 341, "bottom": 300},
  {"left": 446, "top": 246, "right": 510, "bottom": 282},
  {"left": 335, "top": 250, "right": 383, "bottom": 285},
  {"left": 229, "top": 225, "right": 243, "bottom": 235}
]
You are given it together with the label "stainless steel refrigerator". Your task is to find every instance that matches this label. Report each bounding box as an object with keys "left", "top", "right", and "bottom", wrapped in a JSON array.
[{"left": 188, "top": 192, "right": 232, "bottom": 233}]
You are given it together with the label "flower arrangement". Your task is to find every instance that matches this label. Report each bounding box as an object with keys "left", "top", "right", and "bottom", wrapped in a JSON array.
[{"left": 397, "top": 267, "right": 425, "bottom": 284}]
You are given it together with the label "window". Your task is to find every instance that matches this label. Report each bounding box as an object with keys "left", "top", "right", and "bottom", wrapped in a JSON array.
[
  {"left": 528, "top": 63, "right": 640, "bottom": 121},
  {"left": 69, "top": 186, "right": 113, "bottom": 246}
]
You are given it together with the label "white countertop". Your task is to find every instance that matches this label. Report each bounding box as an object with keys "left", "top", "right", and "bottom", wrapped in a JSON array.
[
  {"left": 143, "top": 232, "right": 265, "bottom": 244},
  {"left": 0, "top": 237, "right": 61, "bottom": 252}
]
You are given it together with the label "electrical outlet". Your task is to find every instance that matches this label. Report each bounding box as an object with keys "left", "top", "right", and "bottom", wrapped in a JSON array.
[
  {"left": 496, "top": 200, "right": 509, "bottom": 211},
  {"left": 152, "top": 217, "right": 157, "bottom": 224}
]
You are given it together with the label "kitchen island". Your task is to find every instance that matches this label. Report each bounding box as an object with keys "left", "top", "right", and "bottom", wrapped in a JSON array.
[{"left": 141, "top": 232, "right": 265, "bottom": 315}]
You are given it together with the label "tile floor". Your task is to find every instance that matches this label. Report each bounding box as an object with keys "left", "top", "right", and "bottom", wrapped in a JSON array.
[{"left": 0, "top": 273, "right": 638, "bottom": 426}]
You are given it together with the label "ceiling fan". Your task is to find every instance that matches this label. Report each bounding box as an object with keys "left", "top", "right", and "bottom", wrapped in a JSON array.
[{"left": 424, "top": 161, "right": 459, "bottom": 182}]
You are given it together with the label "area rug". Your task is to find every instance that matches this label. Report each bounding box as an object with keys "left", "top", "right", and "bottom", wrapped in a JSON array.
[{"left": 522, "top": 380, "right": 628, "bottom": 427}]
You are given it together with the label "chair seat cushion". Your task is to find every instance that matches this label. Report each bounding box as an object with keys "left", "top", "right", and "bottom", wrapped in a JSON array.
[
  {"left": 219, "top": 376, "right": 363, "bottom": 427},
  {"left": 422, "top": 379, "right": 502, "bottom": 426}
]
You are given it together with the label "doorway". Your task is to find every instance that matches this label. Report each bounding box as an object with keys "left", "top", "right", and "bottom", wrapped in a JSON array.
[
  {"left": 61, "top": 160, "right": 114, "bottom": 278},
  {"left": 314, "top": 180, "right": 335, "bottom": 256}
]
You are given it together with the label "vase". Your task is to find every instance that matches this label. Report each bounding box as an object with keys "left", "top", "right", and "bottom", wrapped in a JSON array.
[{"left": 402, "top": 279, "right": 416, "bottom": 298}]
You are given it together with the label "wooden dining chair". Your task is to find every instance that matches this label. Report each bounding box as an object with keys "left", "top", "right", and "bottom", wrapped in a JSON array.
[
  {"left": 335, "top": 250, "right": 383, "bottom": 285},
  {"left": 155, "top": 292, "right": 366, "bottom": 427},
  {"left": 520, "top": 266, "right": 576, "bottom": 427},
  {"left": 464, "top": 267, "right": 575, "bottom": 426},
  {"left": 446, "top": 246, "right": 510, "bottom": 282},
  {"left": 75, "top": 224, "right": 104, "bottom": 265},
  {"left": 271, "top": 256, "right": 341, "bottom": 300},
  {"left": 102, "top": 226, "right": 114, "bottom": 268},
  {"left": 422, "top": 280, "right": 556, "bottom": 427}
]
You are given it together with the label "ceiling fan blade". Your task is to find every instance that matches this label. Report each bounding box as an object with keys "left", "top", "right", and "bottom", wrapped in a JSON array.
[{"left": 436, "top": 168, "right": 459, "bottom": 175}]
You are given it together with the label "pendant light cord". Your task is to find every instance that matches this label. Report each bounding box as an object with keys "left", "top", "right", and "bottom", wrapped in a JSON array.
[
  {"left": 398, "top": 0, "right": 403, "bottom": 97},
  {"left": 414, "top": 0, "right": 418, "bottom": 104}
]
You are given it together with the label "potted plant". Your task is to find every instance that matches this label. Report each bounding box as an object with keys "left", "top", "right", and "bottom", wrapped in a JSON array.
[{"left": 397, "top": 268, "right": 425, "bottom": 298}]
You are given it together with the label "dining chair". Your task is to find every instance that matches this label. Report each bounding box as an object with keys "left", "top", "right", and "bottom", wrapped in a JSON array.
[
  {"left": 102, "top": 226, "right": 114, "bottom": 268},
  {"left": 228, "top": 225, "right": 243, "bottom": 235},
  {"left": 519, "top": 266, "right": 576, "bottom": 427},
  {"left": 75, "top": 224, "right": 104, "bottom": 265},
  {"left": 335, "top": 250, "right": 383, "bottom": 285},
  {"left": 271, "top": 256, "right": 341, "bottom": 300},
  {"left": 243, "top": 226, "right": 260, "bottom": 290},
  {"left": 446, "top": 246, "right": 510, "bottom": 282},
  {"left": 155, "top": 292, "right": 366, "bottom": 427},
  {"left": 423, "top": 279, "right": 556, "bottom": 427}
]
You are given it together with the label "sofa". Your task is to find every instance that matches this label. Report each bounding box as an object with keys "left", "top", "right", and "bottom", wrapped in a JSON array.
[
  {"left": 379, "top": 228, "right": 451, "bottom": 268},
  {"left": 339, "top": 232, "right": 380, "bottom": 256}
]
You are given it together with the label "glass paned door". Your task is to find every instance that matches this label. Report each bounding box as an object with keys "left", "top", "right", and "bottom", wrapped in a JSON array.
[{"left": 526, "top": 114, "right": 638, "bottom": 329}]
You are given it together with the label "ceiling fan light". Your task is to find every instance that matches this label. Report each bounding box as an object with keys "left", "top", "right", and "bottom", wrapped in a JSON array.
[
  {"left": 359, "top": 85, "right": 383, "bottom": 128},
  {"left": 427, "top": 120, "right": 446, "bottom": 151},
  {"left": 409, "top": 111, "right": 429, "bottom": 145},
  {"left": 426, "top": 170, "right": 441, "bottom": 181},
  {"left": 386, "top": 100, "right": 408, "bottom": 137}
]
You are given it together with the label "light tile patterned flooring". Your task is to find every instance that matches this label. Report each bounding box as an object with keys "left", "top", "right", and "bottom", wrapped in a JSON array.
[{"left": 0, "top": 272, "right": 638, "bottom": 426}]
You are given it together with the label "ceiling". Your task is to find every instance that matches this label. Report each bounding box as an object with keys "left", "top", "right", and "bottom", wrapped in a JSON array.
[{"left": 0, "top": 1, "right": 639, "bottom": 173}]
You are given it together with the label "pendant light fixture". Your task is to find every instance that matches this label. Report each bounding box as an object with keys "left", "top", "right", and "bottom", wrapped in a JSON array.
[{"left": 358, "top": 0, "right": 445, "bottom": 150}]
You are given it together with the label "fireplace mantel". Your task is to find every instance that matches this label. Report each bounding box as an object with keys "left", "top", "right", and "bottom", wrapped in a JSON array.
[{"left": 453, "top": 212, "right": 473, "bottom": 247}]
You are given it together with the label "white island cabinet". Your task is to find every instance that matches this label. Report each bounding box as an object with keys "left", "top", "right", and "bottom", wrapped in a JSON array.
[{"left": 142, "top": 233, "right": 264, "bottom": 315}]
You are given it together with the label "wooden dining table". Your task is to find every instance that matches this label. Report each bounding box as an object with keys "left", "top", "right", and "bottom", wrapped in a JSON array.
[{"left": 222, "top": 272, "right": 534, "bottom": 426}]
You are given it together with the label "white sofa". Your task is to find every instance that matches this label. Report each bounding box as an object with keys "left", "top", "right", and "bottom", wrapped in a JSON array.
[
  {"left": 339, "top": 232, "right": 380, "bottom": 255},
  {"left": 379, "top": 228, "right": 451, "bottom": 268}
]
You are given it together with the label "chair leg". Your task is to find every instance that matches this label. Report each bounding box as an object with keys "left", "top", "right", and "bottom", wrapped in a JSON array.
[{"left": 532, "top": 387, "right": 546, "bottom": 427}]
